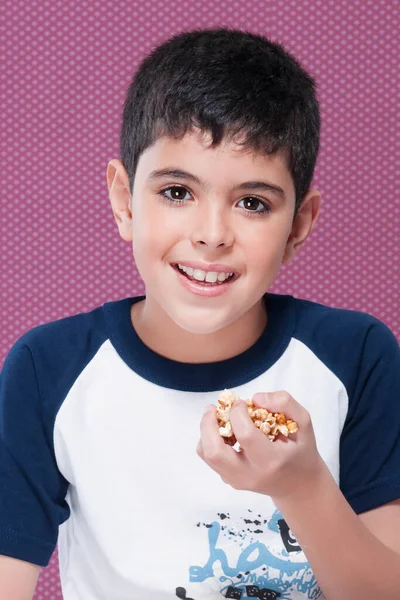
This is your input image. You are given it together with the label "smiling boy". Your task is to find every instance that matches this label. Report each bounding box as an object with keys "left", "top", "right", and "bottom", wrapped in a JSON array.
[
  {"left": 111, "top": 131, "right": 317, "bottom": 363},
  {"left": 1, "top": 28, "right": 400, "bottom": 600}
]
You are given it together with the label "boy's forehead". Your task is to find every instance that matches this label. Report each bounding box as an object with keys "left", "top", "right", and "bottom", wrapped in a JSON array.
[{"left": 138, "top": 128, "right": 295, "bottom": 197}]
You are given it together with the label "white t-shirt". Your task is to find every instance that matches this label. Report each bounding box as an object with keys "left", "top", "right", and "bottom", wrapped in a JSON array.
[{"left": 1, "top": 293, "right": 399, "bottom": 600}]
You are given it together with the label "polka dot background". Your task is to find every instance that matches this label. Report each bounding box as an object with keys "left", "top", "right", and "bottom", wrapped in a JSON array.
[{"left": 0, "top": 0, "right": 398, "bottom": 596}]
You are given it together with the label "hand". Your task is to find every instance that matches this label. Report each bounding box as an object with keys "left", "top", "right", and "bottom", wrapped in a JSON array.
[{"left": 197, "top": 391, "right": 324, "bottom": 500}]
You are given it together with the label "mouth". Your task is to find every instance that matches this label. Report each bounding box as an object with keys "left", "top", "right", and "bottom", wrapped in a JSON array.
[{"left": 171, "top": 263, "right": 239, "bottom": 286}]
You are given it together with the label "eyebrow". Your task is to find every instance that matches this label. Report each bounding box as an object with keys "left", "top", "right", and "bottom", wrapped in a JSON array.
[{"left": 147, "top": 168, "right": 286, "bottom": 200}]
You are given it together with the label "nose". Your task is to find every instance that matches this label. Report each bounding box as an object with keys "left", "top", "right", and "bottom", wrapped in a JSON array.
[{"left": 190, "top": 203, "right": 234, "bottom": 249}]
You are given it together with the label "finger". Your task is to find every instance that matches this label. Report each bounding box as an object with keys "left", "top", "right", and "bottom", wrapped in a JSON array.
[
  {"left": 229, "top": 400, "right": 271, "bottom": 455},
  {"left": 199, "top": 405, "right": 235, "bottom": 466},
  {"left": 252, "top": 391, "right": 311, "bottom": 430},
  {"left": 196, "top": 439, "right": 204, "bottom": 458}
]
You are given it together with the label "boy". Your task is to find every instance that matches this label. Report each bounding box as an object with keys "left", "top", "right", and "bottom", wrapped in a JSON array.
[{"left": 0, "top": 27, "right": 399, "bottom": 600}]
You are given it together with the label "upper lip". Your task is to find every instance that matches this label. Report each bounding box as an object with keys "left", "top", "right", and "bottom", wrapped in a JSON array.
[{"left": 172, "top": 261, "right": 239, "bottom": 274}]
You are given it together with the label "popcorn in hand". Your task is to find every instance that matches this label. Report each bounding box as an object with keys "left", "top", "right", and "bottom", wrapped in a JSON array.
[{"left": 216, "top": 389, "right": 299, "bottom": 446}]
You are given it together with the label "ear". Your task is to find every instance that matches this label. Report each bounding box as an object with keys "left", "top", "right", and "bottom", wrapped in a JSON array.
[
  {"left": 107, "top": 159, "right": 133, "bottom": 242},
  {"left": 282, "top": 189, "right": 321, "bottom": 265}
]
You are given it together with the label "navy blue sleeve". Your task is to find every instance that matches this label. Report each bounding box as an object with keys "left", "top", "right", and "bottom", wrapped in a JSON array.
[
  {"left": 339, "top": 319, "right": 400, "bottom": 514},
  {"left": 0, "top": 339, "right": 70, "bottom": 566}
]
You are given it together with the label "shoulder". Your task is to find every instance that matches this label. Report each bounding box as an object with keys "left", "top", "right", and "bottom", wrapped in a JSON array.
[
  {"left": 19, "top": 303, "right": 107, "bottom": 353},
  {"left": 291, "top": 295, "right": 398, "bottom": 349},
  {"left": 292, "top": 295, "right": 392, "bottom": 337},
  {"left": 2, "top": 303, "right": 110, "bottom": 409},
  {"left": 289, "top": 296, "right": 399, "bottom": 393}
]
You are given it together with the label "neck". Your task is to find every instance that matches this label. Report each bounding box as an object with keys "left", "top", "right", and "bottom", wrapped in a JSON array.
[{"left": 130, "top": 297, "right": 268, "bottom": 363}]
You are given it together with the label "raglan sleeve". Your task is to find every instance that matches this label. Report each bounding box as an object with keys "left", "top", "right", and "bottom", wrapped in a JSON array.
[
  {"left": 0, "top": 338, "right": 70, "bottom": 566},
  {"left": 339, "top": 317, "right": 400, "bottom": 514}
]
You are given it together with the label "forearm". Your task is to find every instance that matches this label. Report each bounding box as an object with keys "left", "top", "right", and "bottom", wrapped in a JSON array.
[{"left": 272, "top": 460, "right": 400, "bottom": 600}]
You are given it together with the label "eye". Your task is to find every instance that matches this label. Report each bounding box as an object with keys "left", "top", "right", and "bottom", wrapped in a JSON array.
[
  {"left": 237, "top": 197, "right": 271, "bottom": 215},
  {"left": 158, "top": 186, "right": 192, "bottom": 203}
]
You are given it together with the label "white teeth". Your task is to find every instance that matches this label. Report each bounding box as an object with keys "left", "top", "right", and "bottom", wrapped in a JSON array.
[
  {"left": 205, "top": 272, "right": 218, "bottom": 283},
  {"left": 193, "top": 269, "right": 206, "bottom": 282},
  {"left": 177, "top": 264, "right": 234, "bottom": 284}
]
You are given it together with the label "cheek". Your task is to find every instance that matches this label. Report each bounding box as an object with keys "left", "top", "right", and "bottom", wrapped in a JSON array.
[
  {"left": 245, "top": 230, "right": 288, "bottom": 271},
  {"left": 131, "top": 205, "right": 179, "bottom": 271},
  {"left": 133, "top": 199, "right": 179, "bottom": 238},
  {"left": 132, "top": 202, "right": 161, "bottom": 246}
]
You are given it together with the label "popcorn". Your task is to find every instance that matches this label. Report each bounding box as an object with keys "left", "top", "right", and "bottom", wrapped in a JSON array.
[{"left": 216, "top": 389, "right": 299, "bottom": 445}]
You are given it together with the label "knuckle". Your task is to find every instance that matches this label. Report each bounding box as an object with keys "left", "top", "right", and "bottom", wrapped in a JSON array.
[
  {"left": 229, "top": 480, "right": 242, "bottom": 491},
  {"left": 303, "top": 412, "right": 313, "bottom": 430},
  {"left": 237, "top": 427, "right": 255, "bottom": 445},
  {"left": 276, "top": 390, "right": 292, "bottom": 404},
  {"left": 204, "top": 450, "right": 223, "bottom": 466}
]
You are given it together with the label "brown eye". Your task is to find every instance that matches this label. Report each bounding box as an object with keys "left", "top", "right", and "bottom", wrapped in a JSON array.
[
  {"left": 160, "top": 186, "right": 191, "bottom": 202},
  {"left": 237, "top": 197, "right": 270, "bottom": 214}
]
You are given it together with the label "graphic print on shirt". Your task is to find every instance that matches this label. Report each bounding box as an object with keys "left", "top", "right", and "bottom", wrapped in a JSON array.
[{"left": 176, "top": 509, "right": 322, "bottom": 599}]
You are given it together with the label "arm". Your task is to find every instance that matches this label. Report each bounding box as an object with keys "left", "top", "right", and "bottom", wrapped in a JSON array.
[
  {"left": 0, "top": 555, "right": 40, "bottom": 600},
  {"left": 272, "top": 460, "right": 400, "bottom": 599},
  {"left": 0, "top": 341, "right": 69, "bottom": 580},
  {"left": 198, "top": 391, "right": 400, "bottom": 600}
]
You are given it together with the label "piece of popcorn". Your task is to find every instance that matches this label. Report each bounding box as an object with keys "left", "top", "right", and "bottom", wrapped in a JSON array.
[
  {"left": 274, "top": 413, "right": 287, "bottom": 425},
  {"left": 252, "top": 408, "right": 269, "bottom": 420},
  {"left": 276, "top": 424, "right": 289, "bottom": 437},
  {"left": 218, "top": 421, "right": 233, "bottom": 437},
  {"left": 287, "top": 420, "right": 299, "bottom": 433},
  {"left": 259, "top": 421, "right": 271, "bottom": 435}
]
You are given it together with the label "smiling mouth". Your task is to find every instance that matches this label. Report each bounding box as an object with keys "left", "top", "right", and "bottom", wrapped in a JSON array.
[{"left": 172, "top": 264, "right": 237, "bottom": 286}]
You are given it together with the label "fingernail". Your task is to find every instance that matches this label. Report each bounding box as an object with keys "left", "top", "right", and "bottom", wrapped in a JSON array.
[
  {"left": 233, "top": 399, "right": 245, "bottom": 408},
  {"left": 204, "top": 404, "right": 214, "bottom": 413}
]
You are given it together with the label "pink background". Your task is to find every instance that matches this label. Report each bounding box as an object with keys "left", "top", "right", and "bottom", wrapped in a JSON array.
[{"left": 1, "top": 0, "right": 398, "bottom": 597}]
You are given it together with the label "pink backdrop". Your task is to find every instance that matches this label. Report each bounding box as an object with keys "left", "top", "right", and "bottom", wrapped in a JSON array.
[{"left": 1, "top": 0, "right": 399, "bottom": 597}]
